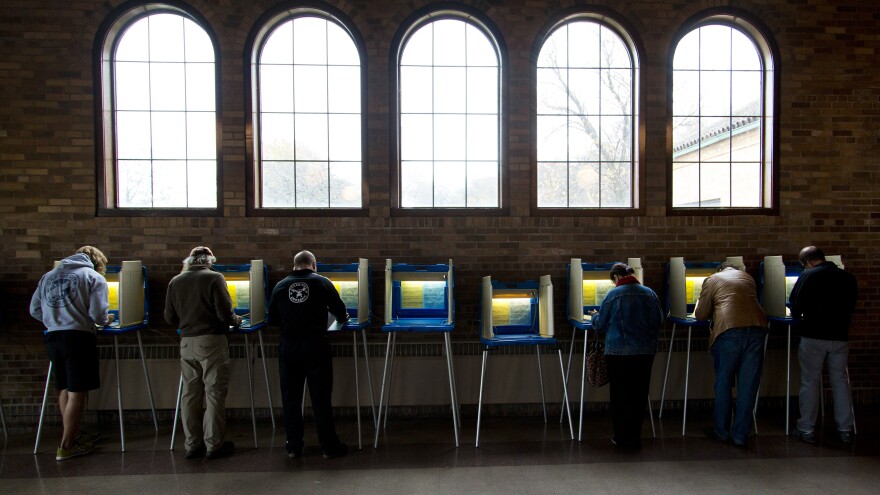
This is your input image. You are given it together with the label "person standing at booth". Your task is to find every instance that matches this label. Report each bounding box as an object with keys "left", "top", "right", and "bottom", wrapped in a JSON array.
[
  {"left": 269, "top": 250, "right": 349, "bottom": 459},
  {"left": 790, "top": 246, "right": 858, "bottom": 444},
  {"left": 589, "top": 263, "right": 664, "bottom": 449},
  {"left": 695, "top": 262, "right": 767, "bottom": 448},
  {"left": 165, "top": 246, "right": 242, "bottom": 460},
  {"left": 30, "top": 246, "right": 114, "bottom": 461}
]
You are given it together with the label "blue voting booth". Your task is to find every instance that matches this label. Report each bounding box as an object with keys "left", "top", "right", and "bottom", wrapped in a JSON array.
[
  {"left": 374, "top": 259, "right": 460, "bottom": 448},
  {"left": 561, "top": 258, "right": 651, "bottom": 442},
  {"left": 475, "top": 275, "right": 573, "bottom": 447},
  {"left": 316, "top": 259, "right": 376, "bottom": 450},
  {"left": 659, "top": 256, "right": 743, "bottom": 436},
  {"left": 170, "top": 260, "right": 271, "bottom": 450},
  {"left": 35, "top": 261, "right": 156, "bottom": 454}
]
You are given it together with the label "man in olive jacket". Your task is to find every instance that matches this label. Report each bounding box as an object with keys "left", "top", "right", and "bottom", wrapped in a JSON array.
[{"left": 695, "top": 262, "right": 768, "bottom": 447}]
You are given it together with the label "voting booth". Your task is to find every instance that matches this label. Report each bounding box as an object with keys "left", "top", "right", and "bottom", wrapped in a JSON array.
[
  {"left": 659, "top": 256, "right": 742, "bottom": 436},
  {"left": 170, "top": 260, "right": 272, "bottom": 450},
  {"left": 561, "top": 258, "right": 649, "bottom": 441},
  {"left": 316, "top": 259, "right": 376, "bottom": 450},
  {"left": 374, "top": 259, "right": 460, "bottom": 448},
  {"left": 35, "top": 261, "right": 157, "bottom": 453},
  {"left": 474, "top": 276, "right": 573, "bottom": 446}
]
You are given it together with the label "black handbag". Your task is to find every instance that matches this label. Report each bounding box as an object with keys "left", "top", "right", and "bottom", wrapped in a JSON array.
[{"left": 586, "top": 339, "right": 609, "bottom": 388}]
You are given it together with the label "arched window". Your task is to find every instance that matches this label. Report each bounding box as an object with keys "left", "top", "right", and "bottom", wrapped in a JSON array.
[
  {"left": 671, "top": 14, "right": 777, "bottom": 210},
  {"left": 394, "top": 11, "right": 503, "bottom": 209},
  {"left": 97, "top": 4, "right": 219, "bottom": 211},
  {"left": 248, "top": 8, "right": 363, "bottom": 209},
  {"left": 536, "top": 15, "right": 641, "bottom": 209}
]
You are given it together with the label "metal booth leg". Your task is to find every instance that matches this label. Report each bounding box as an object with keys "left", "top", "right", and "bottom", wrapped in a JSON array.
[
  {"left": 373, "top": 332, "right": 394, "bottom": 448},
  {"left": 475, "top": 348, "right": 489, "bottom": 447},
  {"left": 752, "top": 331, "right": 770, "bottom": 435},
  {"left": 352, "top": 332, "right": 362, "bottom": 450},
  {"left": 648, "top": 395, "right": 656, "bottom": 438},
  {"left": 536, "top": 347, "right": 547, "bottom": 423},
  {"left": 136, "top": 330, "right": 159, "bottom": 431},
  {"left": 681, "top": 326, "right": 693, "bottom": 436},
  {"left": 578, "top": 329, "right": 589, "bottom": 441},
  {"left": 257, "top": 330, "right": 276, "bottom": 429},
  {"left": 443, "top": 332, "right": 460, "bottom": 448},
  {"left": 383, "top": 333, "right": 397, "bottom": 430},
  {"left": 560, "top": 328, "right": 577, "bottom": 423},
  {"left": 360, "top": 329, "right": 378, "bottom": 430},
  {"left": 34, "top": 361, "right": 53, "bottom": 454},
  {"left": 556, "top": 348, "right": 574, "bottom": 440},
  {"left": 114, "top": 335, "right": 126, "bottom": 452},
  {"left": 659, "top": 323, "right": 678, "bottom": 418},
  {"left": 785, "top": 324, "right": 791, "bottom": 435},
  {"left": 170, "top": 372, "right": 183, "bottom": 450},
  {"left": 244, "top": 334, "right": 258, "bottom": 448}
]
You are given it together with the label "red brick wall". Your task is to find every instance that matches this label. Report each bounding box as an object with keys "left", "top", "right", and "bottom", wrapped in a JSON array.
[{"left": 2, "top": 0, "right": 879, "bottom": 420}]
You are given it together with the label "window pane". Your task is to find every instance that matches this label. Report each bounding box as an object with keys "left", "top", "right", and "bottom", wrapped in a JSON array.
[
  {"left": 294, "top": 66, "right": 327, "bottom": 113},
  {"left": 116, "top": 111, "right": 151, "bottom": 159},
  {"left": 184, "top": 19, "right": 214, "bottom": 62},
  {"left": 260, "top": 65, "right": 294, "bottom": 113},
  {"left": 731, "top": 29, "right": 760, "bottom": 70},
  {"left": 150, "top": 63, "right": 186, "bottom": 111},
  {"left": 151, "top": 112, "right": 187, "bottom": 159},
  {"left": 149, "top": 14, "right": 185, "bottom": 63},
  {"left": 186, "top": 112, "right": 216, "bottom": 160},
  {"left": 434, "top": 20, "right": 465, "bottom": 66},
  {"left": 329, "top": 161, "right": 361, "bottom": 207},
  {"left": 328, "top": 66, "right": 360, "bottom": 113},
  {"left": 466, "top": 23, "right": 497, "bottom": 66},
  {"left": 434, "top": 67, "right": 466, "bottom": 113},
  {"left": 569, "top": 115, "right": 600, "bottom": 162},
  {"left": 260, "top": 113, "right": 295, "bottom": 160},
  {"left": 401, "top": 26, "right": 432, "bottom": 66},
  {"left": 673, "top": 31, "right": 699, "bottom": 70},
  {"left": 700, "top": 162, "right": 730, "bottom": 206},
  {"left": 568, "top": 23, "right": 600, "bottom": 68},
  {"left": 731, "top": 162, "right": 761, "bottom": 207},
  {"left": 602, "top": 27, "right": 631, "bottom": 68},
  {"left": 466, "top": 162, "right": 498, "bottom": 207},
  {"left": 731, "top": 124, "right": 760, "bottom": 161},
  {"left": 186, "top": 63, "right": 215, "bottom": 111},
  {"left": 115, "top": 62, "right": 150, "bottom": 110},
  {"left": 294, "top": 114, "right": 328, "bottom": 160},
  {"left": 467, "top": 115, "right": 498, "bottom": 161},
  {"left": 187, "top": 160, "right": 216, "bottom": 207},
  {"left": 699, "top": 25, "right": 731, "bottom": 70},
  {"left": 602, "top": 69, "right": 632, "bottom": 113},
  {"left": 401, "top": 161, "right": 433, "bottom": 207},
  {"left": 116, "top": 19, "right": 149, "bottom": 61},
  {"left": 602, "top": 115, "right": 632, "bottom": 161},
  {"left": 569, "top": 162, "right": 599, "bottom": 207},
  {"left": 537, "top": 116, "right": 568, "bottom": 162},
  {"left": 700, "top": 71, "right": 730, "bottom": 116},
  {"left": 537, "top": 67, "right": 568, "bottom": 115},
  {"left": 400, "top": 114, "right": 432, "bottom": 160},
  {"left": 601, "top": 162, "right": 631, "bottom": 207},
  {"left": 328, "top": 114, "right": 360, "bottom": 161},
  {"left": 732, "top": 71, "right": 761, "bottom": 116},
  {"left": 327, "top": 22, "right": 359, "bottom": 65},
  {"left": 537, "top": 162, "right": 567, "bottom": 207},
  {"left": 262, "top": 161, "right": 295, "bottom": 207},
  {"left": 401, "top": 66, "right": 433, "bottom": 113},
  {"left": 434, "top": 115, "right": 466, "bottom": 160},
  {"left": 673, "top": 70, "right": 699, "bottom": 117},
  {"left": 434, "top": 161, "right": 466, "bottom": 206},
  {"left": 294, "top": 17, "right": 326, "bottom": 65},
  {"left": 700, "top": 116, "right": 731, "bottom": 162},
  {"left": 117, "top": 160, "right": 152, "bottom": 207},
  {"left": 152, "top": 160, "right": 188, "bottom": 207},
  {"left": 569, "top": 69, "right": 601, "bottom": 115},
  {"left": 672, "top": 116, "right": 699, "bottom": 159},
  {"left": 261, "top": 22, "right": 293, "bottom": 64},
  {"left": 672, "top": 162, "right": 700, "bottom": 207},
  {"left": 295, "top": 161, "right": 329, "bottom": 207},
  {"left": 467, "top": 67, "right": 498, "bottom": 114}
]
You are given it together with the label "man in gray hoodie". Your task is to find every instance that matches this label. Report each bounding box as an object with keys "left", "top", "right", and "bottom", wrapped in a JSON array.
[{"left": 30, "top": 246, "right": 114, "bottom": 461}]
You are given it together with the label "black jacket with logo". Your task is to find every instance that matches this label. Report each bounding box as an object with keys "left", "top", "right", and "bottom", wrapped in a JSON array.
[
  {"left": 789, "top": 261, "right": 858, "bottom": 341},
  {"left": 268, "top": 269, "right": 348, "bottom": 338}
]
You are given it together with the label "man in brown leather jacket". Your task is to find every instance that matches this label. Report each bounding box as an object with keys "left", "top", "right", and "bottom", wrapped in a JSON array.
[{"left": 695, "top": 262, "right": 768, "bottom": 447}]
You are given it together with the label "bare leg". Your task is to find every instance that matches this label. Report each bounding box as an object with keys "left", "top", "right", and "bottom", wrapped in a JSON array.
[{"left": 60, "top": 391, "right": 87, "bottom": 450}]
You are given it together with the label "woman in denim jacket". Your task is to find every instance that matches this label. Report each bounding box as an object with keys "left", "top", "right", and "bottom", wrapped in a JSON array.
[{"left": 590, "top": 263, "right": 665, "bottom": 448}]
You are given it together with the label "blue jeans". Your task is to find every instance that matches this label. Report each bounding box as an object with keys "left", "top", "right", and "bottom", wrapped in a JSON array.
[
  {"left": 710, "top": 326, "right": 767, "bottom": 444},
  {"left": 796, "top": 337, "right": 854, "bottom": 434}
]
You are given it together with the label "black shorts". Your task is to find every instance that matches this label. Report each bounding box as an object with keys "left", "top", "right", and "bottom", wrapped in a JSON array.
[{"left": 45, "top": 330, "right": 100, "bottom": 392}]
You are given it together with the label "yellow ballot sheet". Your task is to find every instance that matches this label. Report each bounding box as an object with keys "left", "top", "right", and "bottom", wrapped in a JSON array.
[
  {"left": 107, "top": 282, "right": 119, "bottom": 311},
  {"left": 226, "top": 280, "right": 250, "bottom": 310},
  {"left": 401, "top": 281, "right": 424, "bottom": 308},
  {"left": 582, "top": 281, "right": 598, "bottom": 306},
  {"left": 686, "top": 277, "right": 707, "bottom": 304},
  {"left": 333, "top": 281, "right": 359, "bottom": 309},
  {"left": 785, "top": 276, "right": 798, "bottom": 300},
  {"left": 492, "top": 300, "right": 511, "bottom": 325}
]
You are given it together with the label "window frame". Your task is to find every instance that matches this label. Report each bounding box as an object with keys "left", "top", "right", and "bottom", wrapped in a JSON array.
[
  {"left": 667, "top": 9, "right": 780, "bottom": 216},
  {"left": 244, "top": 1, "right": 368, "bottom": 217},
  {"left": 390, "top": 4, "right": 509, "bottom": 216},
  {"left": 94, "top": 1, "right": 222, "bottom": 217},
  {"left": 530, "top": 8, "right": 646, "bottom": 217}
]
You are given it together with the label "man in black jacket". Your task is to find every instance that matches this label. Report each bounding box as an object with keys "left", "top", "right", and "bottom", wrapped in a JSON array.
[
  {"left": 269, "top": 250, "right": 349, "bottom": 459},
  {"left": 789, "top": 246, "right": 858, "bottom": 444}
]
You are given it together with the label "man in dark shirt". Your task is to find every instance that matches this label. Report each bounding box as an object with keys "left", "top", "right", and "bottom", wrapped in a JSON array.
[
  {"left": 789, "top": 246, "right": 858, "bottom": 444},
  {"left": 269, "top": 250, "right": 349, "bottom": 459},
  {"left": 165, "top": 246, "right": 242, "bottom": 460}
]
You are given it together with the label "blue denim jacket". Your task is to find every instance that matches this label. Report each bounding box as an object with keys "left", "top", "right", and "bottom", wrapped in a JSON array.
[{"left": 591, "top": 281, "right": 664, "bottom": 355}]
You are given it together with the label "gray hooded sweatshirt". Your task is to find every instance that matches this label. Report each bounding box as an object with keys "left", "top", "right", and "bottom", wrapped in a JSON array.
[{"left": 30, "top": 253, "right": 112, "bottom": 333}]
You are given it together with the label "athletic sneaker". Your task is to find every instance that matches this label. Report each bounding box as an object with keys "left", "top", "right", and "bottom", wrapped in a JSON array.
[
  {"left": 56, "top": 442, "right": 95, "bottom": 461},
  {"left": 76, "top": 430, "right": 101, "bottom": 446}
]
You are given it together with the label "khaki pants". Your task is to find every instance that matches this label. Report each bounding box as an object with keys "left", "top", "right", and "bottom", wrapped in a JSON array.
[{"left": 180, "top": 334, "right": 230, "bottom": 451}]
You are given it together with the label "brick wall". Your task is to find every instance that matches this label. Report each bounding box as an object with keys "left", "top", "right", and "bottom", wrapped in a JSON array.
[{"left": 1, "top": 0, "right": 879, "bottom": 423}]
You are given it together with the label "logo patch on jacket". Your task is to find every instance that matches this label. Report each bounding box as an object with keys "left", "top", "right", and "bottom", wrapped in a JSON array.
[
  {"left": 289, "top": 282, "right": 309, "bottom": 303},
  {"left": 46, "top": 273, "right": 79, "bottom": 308}
]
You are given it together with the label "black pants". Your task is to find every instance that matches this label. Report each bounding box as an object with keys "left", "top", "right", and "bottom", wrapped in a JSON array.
[
  {"left": 279, "top": 335, "right": 341, "bottom": 452},
  {"left": 606, "top": 354, "right": 655, "bottom": 447}
]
